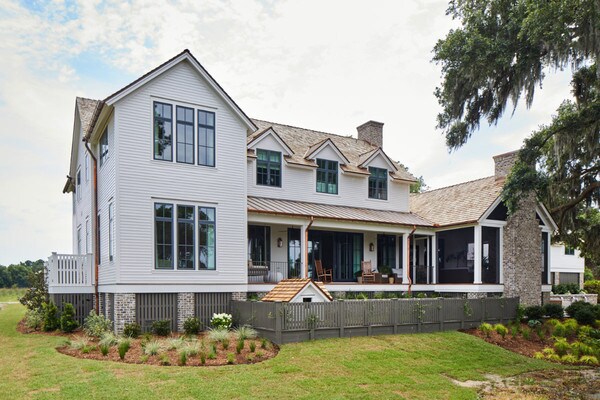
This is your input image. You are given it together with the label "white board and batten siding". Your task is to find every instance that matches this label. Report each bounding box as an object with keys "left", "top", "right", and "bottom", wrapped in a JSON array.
[
  {"left": 550, "top": 244, "right": 585, "bottom": 274},
  {"left": 247, "top": 135, "right": 411, "bottom": 212},
  {"left": 113, "top": 60, "right": 248, "bottom": 291}
]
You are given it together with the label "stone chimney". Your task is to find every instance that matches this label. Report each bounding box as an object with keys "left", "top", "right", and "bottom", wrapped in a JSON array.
[
  {"left": 493, "top": 150, "right": 519, "bottom": 181},
  {"left": 357, "top": 121, "right": 384, "bottom": 148}
]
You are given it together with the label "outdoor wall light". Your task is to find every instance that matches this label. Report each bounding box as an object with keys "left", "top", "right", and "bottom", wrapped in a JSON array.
[
  {"left": 277, "top": 237, "right": 283, "bottom": 248},
  {"left": 369, "top": 242, "right": 374, "bottom": 251}
]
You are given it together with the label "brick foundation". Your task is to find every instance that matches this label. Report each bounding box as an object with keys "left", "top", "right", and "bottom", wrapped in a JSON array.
[
  {"left": 114, "top": 293, "right": 136, "bottom": 334},
  {"left": 232, "top": 292, "right": 247, "bottom": 301},
  {"left": 177, "top": 292, "right": 195, "bottom": 332}
]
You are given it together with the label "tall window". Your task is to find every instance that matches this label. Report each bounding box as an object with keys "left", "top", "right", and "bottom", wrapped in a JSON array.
[
  {"left": 85, "top": 218, "right": 90, "bottom": 254},
  {"left": 77, "top": 226, "right": 82, "bottom": 255},
  {"left": 108, "top": 202, "right": 115, "bottom": 262},
  {"left": 198, "top": 207, "right": 216, "bottom": 270},
  {"left": 377, "top": 234, "right": 396, "bottom": 270},
  {"left": 565, "top": 246, "right": 575, "bottom": 255},
  {"left": 316, "top": 159, "right": 338, "bottom": 194},
  {"left": 76, "top": 168, "right": 82, "bottom": 201},
  {"left": 256, "top": 149, "right": 281, "bottom": 187},
  {"left": 248, "top": 225, "right": 271, "bottom": 263},
  {"left": 155, "top": 203, "right": 174, "bottom": 269},
  {"left": 97, "top": 213, "right": 101, "bottom": 264},
  {"left": 176, "top": 106, "right": 194, "bottom": 164},
  {"left": 177, "top": 205, "right": 195, "bottom": 269},
  {"left": 84, "top": 153, "right": 90, "bottom": 182},
  {"left": 198, "top": 110, "right": 215, "bottom": 166},
  {"left": 154, "top": 102, "right": 173, "bottom": 161},
  {"left": 100, "top": 128, "right": 109, "bottom": 166},
  {"left": 368, "top": 167, "right": 388, "bottom": 200}
]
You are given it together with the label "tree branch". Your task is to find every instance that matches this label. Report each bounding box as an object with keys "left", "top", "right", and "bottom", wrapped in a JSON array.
[{"left": 550, "top": 181, "right": 600, "bottom": 215}]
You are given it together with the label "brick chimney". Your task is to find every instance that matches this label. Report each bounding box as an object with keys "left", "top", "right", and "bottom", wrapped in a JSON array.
[
  {"left": 493, "top": 150, "right": 519, "bottom": 181},
  {"left": 357, "top": 121, "right": 384, "bottom": 148}
]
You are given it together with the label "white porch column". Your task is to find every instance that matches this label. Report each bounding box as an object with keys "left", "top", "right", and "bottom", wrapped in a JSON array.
[
  {"left": 300, "top": 223, "right": 308, "bottom": 279},
  {"left": 401, "top": 233, "right": 409, "bottom": 284},
  {"left": 412, "top": 234, "right": 417, "bottom": 283},
  {"left": 431, "top": 234, "right": 437, "bottom": 284},
  {"left": 426, "top": 237, "right": 430, "bottom": 284},
  {"left": 474, "top": 225, "right": 482, "bottom": 284}
]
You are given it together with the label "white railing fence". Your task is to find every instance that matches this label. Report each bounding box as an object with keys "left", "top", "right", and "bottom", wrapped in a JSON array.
[{"left": 47, "top": 253, "right": 94, "bottom": 287}]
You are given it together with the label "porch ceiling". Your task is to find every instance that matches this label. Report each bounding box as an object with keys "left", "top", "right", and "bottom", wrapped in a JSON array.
[{"left": 247, "top": 196, "right": 434, "bottom": 227}]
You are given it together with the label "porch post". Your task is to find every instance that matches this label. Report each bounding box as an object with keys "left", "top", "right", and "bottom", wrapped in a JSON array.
[
  {"left": 412, "top": 234, "right": 417, "bottom": 283},
  {"left": 401, "top": 233, "right": 409, "bottom": 284},
  {"left": 301, "top": 223, "right": 308, "bottom": 279},
  {"left": 474, "top": 225, "right": 482, "bottom": 284},
  {"left": 431, "top": 234, "right": 437, "bottom": 284},
  {"left": 426, "top": 237, "right": 430, "bottom": 284}
]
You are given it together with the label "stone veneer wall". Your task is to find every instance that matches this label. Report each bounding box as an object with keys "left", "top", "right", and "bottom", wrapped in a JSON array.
[
  {"left": 104, "top": 293, "right": 112, "bottom": 320},
  {"left": 503, "top": 193, "right": 542, "bottom": 306},
  {"left": 493, "top": 151, "right": 519, "bottom": 179},
  {"left": 177, "top": 292, "right": 195, "bottom": 332},
  {"left": 114, "top": 293, "right": 136, "bottom": 334},
  {"left": 356, "top": 121, "right": 384, "bottom": 148}
]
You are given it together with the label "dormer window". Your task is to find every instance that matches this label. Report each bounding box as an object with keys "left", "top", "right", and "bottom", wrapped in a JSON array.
[
  {"left": 256, "top": 149, "right": 281, "bottom": 187},
  {"left": 316, "top": 159, "right": 338, "bottom": 194},
  {"left": 368, "top": 167, "right": 388, "bottom": 200}
]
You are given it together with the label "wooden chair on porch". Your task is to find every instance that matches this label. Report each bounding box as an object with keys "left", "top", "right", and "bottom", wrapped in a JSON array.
[
  {"left": 361, "top": 261, "right": 376, "bottom": 283},
  {"left": 315, "top": 260, "right": 333, "bottom": 283}
]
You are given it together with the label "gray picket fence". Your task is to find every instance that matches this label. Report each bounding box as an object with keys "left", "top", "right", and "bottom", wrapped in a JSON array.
[
  {"left": 231, "top": 297, "right": 519, "bottom": 345},
  {"left": 50, "top": 293, "right": 94, "bottom": 326}
]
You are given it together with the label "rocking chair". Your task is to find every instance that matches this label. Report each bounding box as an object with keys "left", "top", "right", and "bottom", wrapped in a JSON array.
[
  {"left": 361, "top": 261, "right": 376, "bottom": 283},
  {"left": 315, "top": 260, "right": 333, "bottom": 283}
]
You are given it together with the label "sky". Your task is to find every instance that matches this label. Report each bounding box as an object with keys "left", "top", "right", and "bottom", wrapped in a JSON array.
[{"left": 0, "top": 0, "right": 573, "bottom": 265}]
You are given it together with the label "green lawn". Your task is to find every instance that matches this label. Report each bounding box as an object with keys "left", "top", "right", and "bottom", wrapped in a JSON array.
[
  {"left": 0, "top": 288, "right": 26, "bottom": 302},
  {"left": 0, "top": 304, "right": 555, "bottom": 400}
]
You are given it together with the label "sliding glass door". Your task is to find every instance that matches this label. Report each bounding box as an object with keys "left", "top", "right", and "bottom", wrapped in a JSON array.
[{"left": 308, "top": 230, "right": 363, "bottom": 282}]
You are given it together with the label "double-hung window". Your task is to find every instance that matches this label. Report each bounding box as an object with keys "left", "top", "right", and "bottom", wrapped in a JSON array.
[
  {"left": 76, "top": 168, "right": 82, "bottom": 201},
  {"left": 100, "top": 128, "right": 109, "bottom": 166},
  {"left": 198, "top": 207, "right": 216, "bottom": 270},
  {"left": 154, "top": 102, "right": 173, "bottom": 161},
  {"left": 108, "top": 202, "right": 115, "bottom": 261},
  {"left": 177, "top": 205, "right": 195, "bottom": 269},
  {"left": 256, "top": 149, "right": 281, "bottom": 187},
  {"left": 155, "top": 203, "right": 174, "bottom": 269},
  {"left": 316, "top": 159, "right": 338, "bottom": 194},
  {"left": 176, "top": 106, "right": 194, "bottom": 164},
  {"left": 565, "top": 246, "right": 575, "bottom": 255},
  {"left": 198, "top": 110, "right": 215, "bottom": 166},
  {"left": 77, "top": 226, "right": 82, "bottom": 255},
  {"left": 368, "top": 167, "right": 388, "bottom": 200},
  {"left": 85, "top": 218, "right": 90, "bottom": 254}
]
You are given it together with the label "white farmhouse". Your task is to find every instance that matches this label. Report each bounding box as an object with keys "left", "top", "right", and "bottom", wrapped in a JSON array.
[
  {"left": 550, "top": 244, "right": 586, "bottom": 288},
  {"left": 47, "top": 50, "right": 558, "bottom": 332}
]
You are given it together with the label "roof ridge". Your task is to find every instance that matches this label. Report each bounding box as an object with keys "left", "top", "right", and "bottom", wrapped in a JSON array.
[
  {"left": 251, "top": 118, "right": 369, "bottom": 144},
  {"left": 414, "top": 176, "right": 496, "bottom": 195}
]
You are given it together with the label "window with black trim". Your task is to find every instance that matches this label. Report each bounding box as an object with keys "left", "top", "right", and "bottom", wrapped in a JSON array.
[
  {"left": 368, "top": 167, "right": 388, "bottom": 200},
  {"left": 198, "top": 110, "right": 215, "bottom": 166},
  {"left": 100, "top": 128, "right": 109, "bottom": 166},
  {"left": 256, "top": 149, "right": 281, "bottom": 187},
  {"left": 565, "top": 246, "right": 575, "bottom": 256},
  {"left": 154, "top": 102, "right": 173, "bottom": 161},
  {"left": 176, "top": 106, "right": 194, "bottom": 164},
  {"left": 316, "top": 159, "right": 338, "bottom": 194},
  {"left": 155, "top": 203, "right": 174, "bottom": 269},
  {"left": 177, "top": 205, "right": 195, "bottom": 269},
  {"left": 198, "top": 207, "right": 216, "bottom": 270}
]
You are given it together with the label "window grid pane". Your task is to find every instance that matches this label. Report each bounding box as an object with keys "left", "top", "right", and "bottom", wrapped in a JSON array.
[
  {"left": 198, "top": 207, "right": 216, "bottom": 270},
  {"left": 198, "top": 110, "right": 215, "bottom": 167},
  {"left": 176, "top": 106, "right": 194, "bottom": 164},
  {"left": 154, "top": 102, "right": 173, "bottom": 161},
  {"left": 368, "top": 167, "right": 388, "bottom": 200},
  {"left": 155, "top": 203, "right": 174, "bottom": 269},
  {"left": 177, "top": 205, "right": 195, "bottom": 269},
  {"left": 316, "top": 159, "right": 338, "bottom": 194},
  {"left": 256, "top": 149, "right": 282, "bottom": 187}
]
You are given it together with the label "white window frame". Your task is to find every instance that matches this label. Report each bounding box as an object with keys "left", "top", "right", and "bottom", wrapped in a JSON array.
[
  {"left": 85, "top": 217, "right": 90, "bottom": 254},
  {"left": 77, "top": 225, "right": 82, "bottom": 255},
  {"left": 84, "top": 153, "right": 90, "bottom": 183},
  {"left": 109, "top": 202, "right": 115, "bottom": 262}
]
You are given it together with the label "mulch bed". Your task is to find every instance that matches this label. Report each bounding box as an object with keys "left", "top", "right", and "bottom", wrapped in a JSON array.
[{"left": 462, "top": 326, "right": 548, "bottom": 358}]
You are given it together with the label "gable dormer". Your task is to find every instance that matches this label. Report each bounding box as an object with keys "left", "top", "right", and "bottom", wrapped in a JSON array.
[
  {"left": 303, "top": 138, "right": 350, "bottom": 165},
  {"left": 358, "top": 148, "right": 398, "bottom": 172},
  {"left": 247, "top": 126, "right": 294, "bottom": 157}
]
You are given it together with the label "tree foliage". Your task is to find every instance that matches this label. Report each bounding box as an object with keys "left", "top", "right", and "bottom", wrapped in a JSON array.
[
  {"left": 434, "top": 0, "right": 600, "bottom": 263},
  {"left": 0, "top": 260, "right": 44, "bottom": 288}
]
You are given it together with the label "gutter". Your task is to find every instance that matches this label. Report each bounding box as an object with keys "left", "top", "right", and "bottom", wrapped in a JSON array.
[
  {"left": 304, "top": 216, "right": 315, "bottom": 279},
  {"left": 83, "top": 138, "right": 99, "bottom": 313},
  {"left": 406, "top": 225, "right": 417, "bottom": 296}
]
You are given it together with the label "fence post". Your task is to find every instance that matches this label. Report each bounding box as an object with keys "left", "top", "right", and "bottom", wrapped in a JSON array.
[
  {"left": 417, "top": 300, "right": 422, "bottom": 333},
  {"left": 275, "top": 302, "right": 283, "bottom": 345},
  {"left": 393, "top": 299, "right": 399, "bottom": 334},
  {"left": 439, "top": 298, "right": 444, "bottom": 332},
  {"left": 481, "top": 298, "right": 486, "bottom": 323},
  {"left": 338, "top": 300, "right": 345, "bottom": 338},
  {"left": 460, "top": 300, "right": 465, "bottom": 330}
]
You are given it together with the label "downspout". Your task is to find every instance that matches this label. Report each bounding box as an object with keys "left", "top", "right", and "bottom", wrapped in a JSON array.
[
  {"left": 407, "top": 225, "right": 417, "bottom": 296},
  {"left": 304, "top": 216, "right": 314, "bottom": 279},
  {"left": 84, "top": 138, "right": 99, "bottom": 314}
]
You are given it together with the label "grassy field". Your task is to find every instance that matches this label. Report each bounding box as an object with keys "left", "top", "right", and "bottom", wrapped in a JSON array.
[
  {"left": 0, "top": 288, "right": 26, "bottom": 302},
  {"left": 0, "top": 304, "right": 556, "bottom": 400}
]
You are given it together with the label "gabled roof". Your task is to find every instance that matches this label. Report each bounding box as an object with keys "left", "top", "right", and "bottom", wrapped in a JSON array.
[
  {"left": 104, "top": 49, "right": 256, "bottom": 131},
  {"left": 410, "top": 177, "right": 503, "bottom": 227},
  {"left": 249, "top": 119, "right": 417, "bottom": 182},
  {"left": 261, "top": 279, "right": 333, "bottom": 302},
  {"left": 248, "top": 196, "right": 433, "bottom": 227},
  {"left": 246, "top": 126, "right": 294, "bottom": 156},
  {"left": 358, "top": 148, "right": 398, "bottom": 171},
  {"left": 303, "top": 138, "right": 350, "bottom": 164}
]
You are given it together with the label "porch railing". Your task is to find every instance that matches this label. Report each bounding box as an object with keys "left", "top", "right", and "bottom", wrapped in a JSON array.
[
  {"left": 47, "top": 253, "right": 94, "bottom": 288},
  {"left": 248, "top": 260, "right": 301, "bottom": 284}
]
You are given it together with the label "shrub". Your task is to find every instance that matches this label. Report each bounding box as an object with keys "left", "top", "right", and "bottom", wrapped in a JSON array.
[
  {"left": 246, "top": 354, "right": 255, "bottom": 362},
  {"left": 227, "top": 353, "right": 235, "bottom": 364},
  {"left": 533, "top": 352, "right": 545, "bottom": 360},
  {"left": 552, "top": 283, "right": 581, "bottom": 295},
  {"left": 123, "top": 322, "right": 141, "bottom": 338},
  {"left": 515, "top": 304, "right": 526, "bottom": 322},
  {"left": 561, "top": 354, "right": 578, "bottom": 364},
  {"left": 554, "top": 338, "right": 571, "bottom": 356},
  {"left": 24, "top": 308, "right": 44, "bottom": 330},
  {"left": 565, "top": 301, "right": 595, "bottom": 318},
  {"left": 571, "top": 341, "right": 594, "bottom": 357},
  {"left": 524, "top": 305, "right": 544, "bottom": 321},
  {"left": 580, "top": 355, "right": 600, "bottom": 365},
  {"left": 211, "top": 343, "right": 217, "bottom": 355},
  {"left": 166, "top": 338, "right": 185, "bottom": 351},
  {"left": 479, "top": 322, "right": 494, "bottom": 337},
  {"left": 69, "top": 338, "right": 88, "bottom": 350},
  {"left": 140, "top": 354, "right": 149, "bottom": 363},
  {"left": 527, "top": 319, "right": 542, "bottom": 329},
  {"left": 584, "top": 280, "right": 600, "bottom": 295},
  {"left": 118, "top": 339, "right": 131, "bottom": 360},
  {"left": 183, "top": 317, "right": 202, "bottom": 336},
  {"left": 151, "top": 320, "right": 171, "bottom": 336},
  {"left": 81, "top": 345, "right": 95, "bottom": 354},
  {"left": 256, "top": 351, "right": 264, "bottom": 358},
  {"left": 208, "top": 328, "right": 230, "bottom": 343},
  {"left": 543, "top": 303, "right": 564, "bottom": 319},
  {"left": 249, "top": 341, "right": 256, "bottom": 352},
  {"left": 178, "top": 350, "right": 187, "bottom": 366},
  {"left": 494, "top": 324, "right": 508, "bottom": 339},
  {"left": 159, "top": 354, "right": 170, "bottom": 366},
  {"left": 60, "top": 303, "right": 79, "bottom": 333},
  {"left": 19, "top": 269, "right": 48, "bottom": 311},
  {"left": 42, "top": 301, "right": 59, "bottom": 331},
  {"left": 236, "top": 339, "right": 244, "bottom": 354},
  {"left": 222, "top": 338, "right": 230, "bottom": 350},
  {"left": 200, "top": 352, "right": 206, "bottom": 364},
  {"left": 207, "top": 351, "right": 216, "bottom": 360},
  {"left": 83, "top": 311, "right": 112, "bottom": 337},
  {"left": 552, "top": 323, "right": 567, "bottom": 338},
  {"left": 574, "top": 308, "right": 598, "bottom": 326},
  {"left": 210, "top": 313, "right": 233, "bottom": 330},
  {"left": 143, "top": 341, "right": 162, "bottom": 356},
  {"left": 563, "top": 319, "right": 579, "bottom": 336},
  {"left": 261, "top": 338, "right": 267, "bottom": 349},
  {"left": 100, "top": 343, "right": 110, "bottom": 356},
  {"left": 522, "top": 327, "right": 531, "bottom": 341},
  {"left": 99, "top": 332, "right": 119, "bottom": 347},
  {"left": 542, "top": 347, "right": 556, "bottom": 357},
  {"left": 233, "top": 325, "right": 257, "bottom": 341}
]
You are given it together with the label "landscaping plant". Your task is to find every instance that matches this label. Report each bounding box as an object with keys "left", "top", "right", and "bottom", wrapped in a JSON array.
[
  {"left": 494, "top": 324, "right": 508, "bottom": 339},
  {"left": 100, "top": 343, "right": 110, "bottom": 356},
  {"left": 523, "top": 305, "right": 544, "bottom": 321},
  {"left": 143, "top": 341, "right": 162, "bottom": 356},
  {"left": 59, "top": 303, "right": 79, "bottom": 333},
  {"left": 208, "top": 328, "right": 229, "bottom": 343},
  {"left": 200, "top": 352, "right": 206, "bottom": 364},
  {"left": 24, "top": 308, "right": 44, "bottom": 331},
  {"left": 233, "top": 325, "right": 257, "bottom": 341},
  {"left": 226, "top": 353, "right": 235, "bottom": 364},
  {"left": 83, "top": 311, "right": 113, "bottom": 337},
  {"left": 118, "top": 339, "right": 131, "bottom": 360},
  {"left": 584, "top": 280, "right": 600, "bottom": 296},
  {"left": 183, "top": 317, "right": 202, "bottom": 335},
  {"left": 99, "top": 332, "right": 119, "bottom": 348},
  {"left": 178, "top": 350, "right": 187, "bottom": 366},
  {"left": 249, "top": 341, "right": 256, "bottom": 352},
  {"left": 542, "top": 303, "right": 564, "bottom": 319},
  {"left": 18, "top": 268, "right": 48, "bottom": 311},
  {"left": 236, "top": 339, "right": 244, "bottom": 354},
  {"left": 159, "top": 354, "right": 170, "bottom": 366},
  {"left": 479, "top": 322, "right": 493, "bottom": 338},
  {"left": 210, "top": 313, "right": 232, "bottom": 330},
  {"left": 42, "top": 301, "right": 59, "bottom": 331},
  {"left": 554, "top": 338, "right": 571, "bottom": 356},
  {"left": 123, "top": 322, "right": 142, "bottom": 338},
  {"left": 552, "top": 283, "right": 581, "bottom": 295},
  {"left": 151, "top": 320, "right": 171, "bottom": 336}
]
